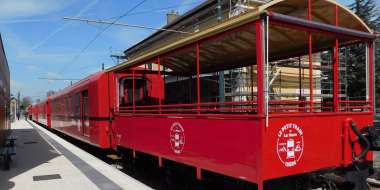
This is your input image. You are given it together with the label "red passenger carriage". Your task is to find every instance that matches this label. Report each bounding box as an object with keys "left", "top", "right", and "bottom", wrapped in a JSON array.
[
  {"left": 35, "top": 72, "right": 114, "bottom": 148},
  {"left": 32, "top": 70, "right": 160, "bottom": 149},
  {"left": 34, "top": 100, "right": 50, "bottom": 127},
  {"left": 31, "top": 0, "right": 379, "bottom": 189}
]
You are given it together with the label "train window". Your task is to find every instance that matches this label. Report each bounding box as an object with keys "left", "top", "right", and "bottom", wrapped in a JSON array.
[
  {"left": 57, "top": 99, "right": 61, "bottom": 113},
  {"left": 75, "top": 93, "right": 81, "bottom": 115},
  {"left": 65, "top": 97, "right": 69, "bottom": 113},
  {"left": 119, "top": 77, "right": 148, "bottom": 106},
  {"left": 82, "top": 90, "right": 89, "bottom": 116},
  {"left": 59, "top": 98, "right": 62, "bottom": 114},
  {"left": 71, "top": 95, "right": 75, "bottom": 115}
]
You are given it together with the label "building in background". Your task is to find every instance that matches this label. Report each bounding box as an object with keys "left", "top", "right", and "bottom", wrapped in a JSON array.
[{"left": 9, "top": 97, "right": 17, "bottom": 122}]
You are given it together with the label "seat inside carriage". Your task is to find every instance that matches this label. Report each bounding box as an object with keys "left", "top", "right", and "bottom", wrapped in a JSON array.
[{"left": 113, "top": 0, "right": 375, "bottom": 116}]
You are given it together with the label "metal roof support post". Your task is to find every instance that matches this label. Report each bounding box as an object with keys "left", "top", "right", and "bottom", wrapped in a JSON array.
[
  {"left": 369, "top": 42, "right": 374, "bottom": 112},
  {"left": 196, "top": 42, "right": 201, "bottom": 114},
  {"left": 218, "top": 73, "right": 225, "bottom": 103},
  {"left": 373, "top": 40, "right": 377, "bottom": 113},
  {"left": 157, "top": 57, "right": 162, "bottom": 114},
  {"left": 333, "top": 5, "right": 340, "bottom": 112},
  {"left": 255, "top": 18, "right": 265, "bottom": 190},
  {"left": 132, "top": 70, "right": 136, "bottom": 114},
  {"left": 256, "top": 20, "right": 265, "bottom": 117},
  {"left": 308, "top": 0, "right": 313, "bottom": 112},
  {"left": 217, "top": 0, "right": 225, "bottom": 103},
  {"left": 265, "top": 16, "right": 269, "bottom": 127}
]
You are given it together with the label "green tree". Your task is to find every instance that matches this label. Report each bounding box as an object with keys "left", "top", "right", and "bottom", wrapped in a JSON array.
[
  {"left": 20, "top": 96, "right": 32, "bottom": 111},
  {"left": 346, "top": 0, "right": 380, "bottom": 105},
  {"left": 349, "top": 0, "right": 380, "bottom": 29},
  {"left": 376, "top": 37, "right": 380, "bottom": 109}
]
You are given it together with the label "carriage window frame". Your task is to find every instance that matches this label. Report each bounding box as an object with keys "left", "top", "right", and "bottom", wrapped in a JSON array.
[{"left": 119, "top": 76, "right": 148, "bottom": 106}]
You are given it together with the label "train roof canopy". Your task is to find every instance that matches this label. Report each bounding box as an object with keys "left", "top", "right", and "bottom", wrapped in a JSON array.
[{"left": 107, "top": 0, "right": 374, "bottom": 74}]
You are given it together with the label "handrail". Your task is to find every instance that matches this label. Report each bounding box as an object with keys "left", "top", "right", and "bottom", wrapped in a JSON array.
[{"left": 116, "top": 99, "right": 370, "bottom": 114}]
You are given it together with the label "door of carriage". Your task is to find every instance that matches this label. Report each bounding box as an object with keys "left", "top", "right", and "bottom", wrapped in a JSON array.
[{"left": 81, "top": 90, "right": 90, "bottom": 137}]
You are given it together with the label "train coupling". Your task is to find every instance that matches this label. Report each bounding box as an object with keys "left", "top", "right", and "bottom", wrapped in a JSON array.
[{"left": 361, "top": 122, "right": 380, "bottom": 151}]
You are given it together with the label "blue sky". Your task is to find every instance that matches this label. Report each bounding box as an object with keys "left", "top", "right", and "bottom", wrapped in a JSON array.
[{"left": 0, "top": 0, "right": 370, "bottom": 101}]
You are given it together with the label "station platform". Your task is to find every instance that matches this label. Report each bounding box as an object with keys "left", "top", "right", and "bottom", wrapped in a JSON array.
[{"left": 0, "top": 119, "right": 152, "bottom": 190}]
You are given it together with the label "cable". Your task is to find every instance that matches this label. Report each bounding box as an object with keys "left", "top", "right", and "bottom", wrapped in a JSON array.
[
  {"left": 58, "top": 0, "right": 148, "bottom": 74},
  {"left": 106, "top": 1, "right": 203, "bottom": 20},
  {"left": 63, "top": 17, "right": 192, "bottom": 34}
]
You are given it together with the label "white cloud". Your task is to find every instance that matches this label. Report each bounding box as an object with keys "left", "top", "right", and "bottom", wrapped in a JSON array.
[
  {"left": 0, "top": 18, "right": 57, "bottom": 24},
  {"left": 3, "top": 27, "right": 104, "bottom": 65},
  {"left": 32, "top": 0, "right": 99, "bottom": 50},
  {"left": 0, "top": 0, "right": 74, "bottom": 20}
]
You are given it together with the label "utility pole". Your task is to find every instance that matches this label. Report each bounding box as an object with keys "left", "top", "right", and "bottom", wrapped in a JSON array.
[
  {"left": 17, "top": 92, "right": 20, "bottom": 119},
  {"left": 111, "top": 54, "right": 128, "bottom": 65}
]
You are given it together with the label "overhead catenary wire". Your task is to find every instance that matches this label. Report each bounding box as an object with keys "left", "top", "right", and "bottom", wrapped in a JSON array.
[
  {"left": 106, "top": 1, "right": 203, "bottom": 19},
  {"left": 57, "top": 0, "right": 148, "bottom": 74},
  {"left": 63, "top": 17, "right": 192, "bottom": 34},
  {"left": 37, "top": 77, "right": 81, "bottom": 81}
]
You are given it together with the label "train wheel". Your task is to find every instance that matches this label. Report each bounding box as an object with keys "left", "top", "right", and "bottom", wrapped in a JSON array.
[
  {"left": 158, "top": 166, "right": 199, "bottom": 190},
  {"left": 158, "top": 167, "right": 175, "bottom": 190},
  {"left": 121, "top": 151, "right": 136, "bottom": 175}
]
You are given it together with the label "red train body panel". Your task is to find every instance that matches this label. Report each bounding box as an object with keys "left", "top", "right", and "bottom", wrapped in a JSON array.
[
  {"left": 34, "top": 100, "right": 50, "bottom": 127},
  {"left": 31, "top": 71, "right": 157, "bottom": 149},
  {"left": 113, "top": 112, "right": 373, "bottom": 183},
  {"left": 47, "top": 72, "right": 113, "bottom": 148},
  {"left": 31, "top": 104, "right": 39, "bottom": 122},
  {"left": 114, "top": 116, "right": 261, "bottom": 181}
]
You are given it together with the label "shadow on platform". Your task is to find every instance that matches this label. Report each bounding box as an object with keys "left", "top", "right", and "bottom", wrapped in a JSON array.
[{"left": 0, "top": 121, "right": 61, "bottom": 190}]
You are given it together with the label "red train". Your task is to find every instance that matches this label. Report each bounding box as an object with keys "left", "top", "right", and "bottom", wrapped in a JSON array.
[{"left": 30, "top": 0, "right": 380, "bottom": 189}]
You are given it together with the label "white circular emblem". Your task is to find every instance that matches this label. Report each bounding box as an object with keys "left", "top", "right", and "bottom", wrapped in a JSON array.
[
  {"left": 276, "top": 123, "right": 304, "bottom": 167},
  {"left": 170, "top": 122, "right": 185, "bottom": 154}
]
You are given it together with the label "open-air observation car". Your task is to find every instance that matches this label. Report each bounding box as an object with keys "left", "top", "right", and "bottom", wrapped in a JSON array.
[
  {"left": 31, "top": 0, "right": 379, "bottom": 189},
  {"left": 108, "top": 0, "right": 378, "bottom": 189}
]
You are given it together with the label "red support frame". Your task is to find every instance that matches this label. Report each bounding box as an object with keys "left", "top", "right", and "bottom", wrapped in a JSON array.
[
  {"left": 196, "top": 42, "right": 201, "bottom": 114},
  {"left": 333, "top": 5, "right": 340, "bottom": 112},
  {"left": 308, "top": 34, "right": 313, "bottom": 112},
  {"left": 369, "top": 42, "right": 374, "bottom": 111},
  {"left": 132, "top": 70, "right": 136, "bottom": 114},
  {"left": 256, "top": 20, "right": 265, "bottom": 116},
  {"left": 255, "top": 19, "right": 265, "bottom": 190},
  {"left": 157, "top": 57, "right": 162, "bottom": 114},
  {"left": 308, "top": 0, "right": 313, "bottom": 112}
]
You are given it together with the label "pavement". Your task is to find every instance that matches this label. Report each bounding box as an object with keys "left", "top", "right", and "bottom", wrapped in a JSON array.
[{"left": 0, "top": 119, "right": 152, "bottom": 190}]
